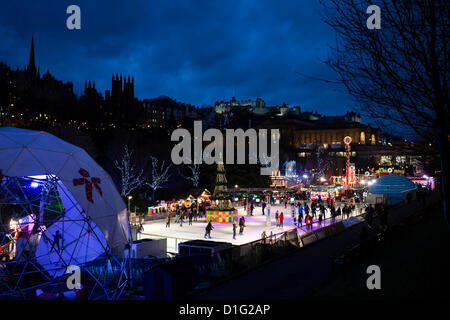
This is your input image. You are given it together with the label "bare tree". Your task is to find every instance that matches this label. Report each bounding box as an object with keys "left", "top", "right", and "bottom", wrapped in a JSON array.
[
  {"left": 115, "top": 145, "right": 145, "bottom": 197},
  {"left": 146, "top": 156, "right": 172, "bottom": 201},
  {"left": 180, "top": 164, "right": 201, "bottom": 188},
  {"left": 320, "top": 0, "right": 449, "bottom": 227}
]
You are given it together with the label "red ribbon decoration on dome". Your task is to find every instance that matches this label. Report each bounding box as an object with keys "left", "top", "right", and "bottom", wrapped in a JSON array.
[{"left": 73, "top": 168, "right": 102, "bottom": 203}]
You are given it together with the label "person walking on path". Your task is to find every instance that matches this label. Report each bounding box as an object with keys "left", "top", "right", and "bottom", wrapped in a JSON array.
[
  {"left": 166, "top": 214, "right": 171, "bottom": 228},
  {"left": 279, "top": 212, "right": 284, "bottom": 227},
  {"left": 380, "top": 204, "right": 389, "bottom": 230},
  {"left": 232, "top": 220, "right": 237, "bottom": 240},
  {"left": 365, "top": 204, "right": 374, "bottom": 227},
  {"left": 239, "top": 216, "right": 246, "bottom": 235},
  {"left": 261, "top": 230, "right": 267, "bottom": 244},
  {"left": 204, "top": 221, "right": 214, "bottom": 239}
]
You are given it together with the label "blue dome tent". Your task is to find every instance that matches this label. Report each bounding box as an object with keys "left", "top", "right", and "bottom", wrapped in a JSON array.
[{"left": 368, "top": 174, "right": 417, "bottom": 204}]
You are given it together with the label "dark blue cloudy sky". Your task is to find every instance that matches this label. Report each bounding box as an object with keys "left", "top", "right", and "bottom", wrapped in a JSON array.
[{"left": 0, "top": 0, "right": 357, "bottom": 115}]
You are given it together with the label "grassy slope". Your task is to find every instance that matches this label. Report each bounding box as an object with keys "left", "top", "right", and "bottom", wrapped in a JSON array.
[{"left": 307, "top": 203, "right": 450, "bottom": 300}]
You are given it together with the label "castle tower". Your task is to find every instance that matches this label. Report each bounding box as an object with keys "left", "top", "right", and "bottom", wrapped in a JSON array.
[
  {"left": 122, "top": 75, "right": 135, "bottom": 101},
  {"left": 27, "top": 36, "right": 37, "bottom": 76},
  {"left": 111, "top": 73, "right": 122, "bottom": 101}
]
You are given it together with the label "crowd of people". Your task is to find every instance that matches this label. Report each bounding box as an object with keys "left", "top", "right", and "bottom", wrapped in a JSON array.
[{"left": 137, "top": 192, "right": 375, "bottom": 241}]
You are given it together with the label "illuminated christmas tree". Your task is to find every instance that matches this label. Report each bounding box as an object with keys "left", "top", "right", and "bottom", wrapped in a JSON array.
[{"left": 213, "top": 162, "right": 227, "bottom": 196}]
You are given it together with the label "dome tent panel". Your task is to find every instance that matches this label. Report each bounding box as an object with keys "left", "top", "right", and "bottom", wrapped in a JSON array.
[
  {"left": 57, "top": 154, "right": 128, "bottom": 247},
  {"left": 2, "top": 148, "right": 49, "bottom": 177},
  {"left": 25, "top": 148, "right": 73, "bottom": 176},
  {"left": 0, "top": 127, "right": 42, "bottom": 146},
  {"left": 0, "top": 148, "right": 22, "bottom": 171},
  {"left": 28, "top": 132, "right": 84, "bottom": 155}
]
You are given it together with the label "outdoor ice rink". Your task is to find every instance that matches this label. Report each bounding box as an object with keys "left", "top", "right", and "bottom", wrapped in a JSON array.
[{"left": 139, "top": 203, "right": 364, "bottom": 253}]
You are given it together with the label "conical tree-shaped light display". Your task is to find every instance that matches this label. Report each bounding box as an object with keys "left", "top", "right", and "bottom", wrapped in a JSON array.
[
  {"left": 213, "top": 162, "right": 227, "bottom": 196},
  {"left": 206, "top": 162, "right": 238, "bottom": 223}
]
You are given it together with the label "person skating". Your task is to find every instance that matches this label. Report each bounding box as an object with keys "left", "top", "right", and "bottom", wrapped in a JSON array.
[
  {"left": 318, "top": 213, "right": 323, "bottom": 227},
  {"left": 304, "top": 203, "right": 310, "bottom": 218},
  {"left": 298, "top": 207, "right": 303, "bottom": 227},
  {"left": 179, "top": 212, "right": 184, "bottom": 227},
  {"left": 204, "top": 221, "right": 214, "bottom": 239},
  {"left": 308, "top": 214, "right": 314, "bottom": 231},
  {"left": 138, "top": 221, "right": 144, "bottom": 233},
  {"left": 305, "top": 215, "right": 312, "bottom": 231},
  {"left": 336, "top": 206, "right": 342, "bottom": 219},
  {"left": 193, "top": 206, "right": 198, "bottom": 222},
  {"left": 239, "top": 216, "right": 246, "bottom": 235},
  {"left": 275, "top": 211, "right": 279, "bottom": 227},
  {"left": 232, "top": 220, "right": 237, "bottom": 240},
  {"left": 188, "top": 211, "right": 193, "bottom": 226},
  {"left": 279, "top": 212, "right": 284, "bottom": 227},
  {"left": 298, "top": 204, "right": 304, "bottom": 221},
  {"left": 320, "top": 204, "right": 326, "bottom": 220},
  {"left": 331, "top": 205, "right": 336, "bottom": 223},
  {"left": 343, "top": 204, "right": 349, "bottom": 220},
  {"left": 166, "top": 214, "right": 171, "bottom": 228},
  {"left": 261, "top": 200, "right": 266, "bottom": 215},
  {"left": 250, "top": 202, "right": 254, "bottom": 216}
]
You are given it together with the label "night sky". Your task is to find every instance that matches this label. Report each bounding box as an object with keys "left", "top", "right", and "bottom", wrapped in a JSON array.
[{"left": 0, "top": 0, "right": 356, "bottom": 115}]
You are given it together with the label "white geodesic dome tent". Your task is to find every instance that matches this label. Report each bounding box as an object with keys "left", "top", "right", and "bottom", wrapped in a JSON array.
[
  {"left": 368, "top": 174, "right": 417, "bottom": 204},
  {"left": 0, "top": 127, "right": 130, "bottom": 298}
]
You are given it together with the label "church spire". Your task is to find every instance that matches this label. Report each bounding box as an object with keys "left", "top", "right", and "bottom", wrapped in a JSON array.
[{"left": 27, "top": 36, "right": 37, "bottom": 75}]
